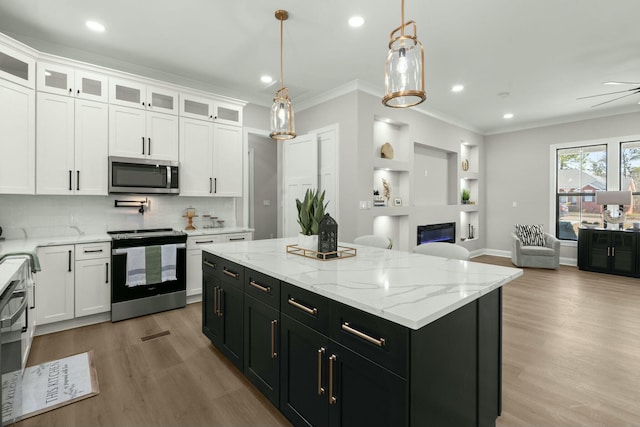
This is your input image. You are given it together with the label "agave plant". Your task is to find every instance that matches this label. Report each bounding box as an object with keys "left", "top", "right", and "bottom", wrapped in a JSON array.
[{"left": 296, "top": 189, "right": 328, "bottom": 235}]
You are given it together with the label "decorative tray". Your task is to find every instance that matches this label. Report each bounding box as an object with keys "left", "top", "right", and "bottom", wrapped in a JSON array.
[{"left": 286, "top": 244, "right": 357, "bottom": 261}]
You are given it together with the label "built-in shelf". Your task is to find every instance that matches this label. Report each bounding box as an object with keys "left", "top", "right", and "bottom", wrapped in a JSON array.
[
  {"left": 460, "top": 204, "right": 479, "bottom": 212},
  {"left": 372, "top": 206, "right": 410, "bottom": 217},
  {"left": 373, "top": 158, "right": 410, "bottom": 172}
]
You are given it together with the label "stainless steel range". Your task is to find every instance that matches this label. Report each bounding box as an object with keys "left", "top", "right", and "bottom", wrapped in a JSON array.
[{"left": 108, "top": 228, "right": 187, "bottom": 322}]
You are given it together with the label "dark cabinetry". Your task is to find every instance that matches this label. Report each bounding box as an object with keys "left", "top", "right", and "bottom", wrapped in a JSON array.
[
  {"left": 202, "top": 251, "right": 503, "bottom": 427},
  {"left": 578, "top": 228, "right": 638, "bottom": 276}
]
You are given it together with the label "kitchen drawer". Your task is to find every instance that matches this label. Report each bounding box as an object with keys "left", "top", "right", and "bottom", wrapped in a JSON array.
[
  {"left": 245, "top": 268, "right": 280, "bottom": 309},
  {"left": 75, "top": 242, "right": 110, "bottom": 260},
  {"left": 331, "top": 301, "right": 409, "bottom": 379},
  {"left": 187, "top": 235, "right": 223, "bottom": 250},
  {"left": 220, "top": 258, "right": 244, "bottom": 289},
  {"left": 219, "top": 232, "right": 252, "bottom": 242},
  {"left": 281, "top": 282, "right": 331, "bottom": 336},
  {"left": 202, "top": 252, "right": 221, "bottom": 277}
]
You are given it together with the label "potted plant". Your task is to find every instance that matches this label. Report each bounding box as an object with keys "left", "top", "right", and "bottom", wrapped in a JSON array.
[
  {"left": 296, "top": 189, "right": 328, "bottom": 251},
  {"left": 461, "top": 188, "right": 470, "bottom": 204}
]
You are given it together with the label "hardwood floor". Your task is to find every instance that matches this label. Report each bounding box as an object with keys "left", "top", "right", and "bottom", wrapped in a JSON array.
[{"left": 17, "top": 256, "right": 640, "bottom": 426}]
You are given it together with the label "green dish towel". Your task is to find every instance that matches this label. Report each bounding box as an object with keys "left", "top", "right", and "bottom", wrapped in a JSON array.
[
  {"left": 0, "top": 251, "right": 41, "bottom": 272},
  {"left": 145, "top": 246, "right": 162, "bottom": 284}
]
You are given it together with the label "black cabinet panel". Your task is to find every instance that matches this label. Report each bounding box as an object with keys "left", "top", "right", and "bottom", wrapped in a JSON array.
[
  {"left": 245, "top": 268, "right": 280, "bottom": 308},
  {"left": 244, "top": 295, "right": 280, "bottom": 406},
  {"left": 219, "top": 281, "right": 244, "bottom": 370},
  {"left": 328, "top": 342, "right": 407, "bottom": 427},
  {"left": 478, "top": 288, "right": 502, "bottom": 427},
  {"left": 280, "top": 314, "right": 329, "bottom": 427},
  {"left": 578, "top": 229, "right": 639, "bottom": 277},
  {"left": 281, "top": 282, "right": 331, "bottom": 336}
]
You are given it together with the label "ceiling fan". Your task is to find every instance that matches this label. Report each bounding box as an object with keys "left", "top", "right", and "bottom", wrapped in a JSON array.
[{"left": 577, "top": 82, "right": 640, "bottom": 107}]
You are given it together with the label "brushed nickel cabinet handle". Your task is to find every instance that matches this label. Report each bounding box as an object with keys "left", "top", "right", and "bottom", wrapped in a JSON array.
[
  {"left": 342, "top": 322, "right": 386, "bottom": 347},
  {"left": 288, "top": 297, "right": 318, "bottom": 316},
  {"left": 250, "top": 280, "right": 271, "bottom": 294},
  {"left": 271, "top": 320, "right": 278, "bottom": 358},
  {"left": 218, "top": 288, "right": 224, "bottom": 317},
  {"left": 213, "top": 286, "right": 218, "bottom": 316},
  {"left": 203, "top": 260, "right": 216, "bottom": 269},
  {"left": 317, "top": 347, "right": 325, "bottom": 395},
  {"left": 612, "top": 247, "right": 615, "bottom": 257},
  {"left": 329, "top": 354, "right": 337, "bottom": 405}
]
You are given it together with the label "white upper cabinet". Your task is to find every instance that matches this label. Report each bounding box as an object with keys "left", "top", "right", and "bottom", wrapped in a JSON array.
[
  {"left": 212, "top": 123, "right": 243, "bottom": 196},
  {"left": 36, "top": 92, "right": 108, "bottom": 195},
  {"left": 0, "top": 43, "right": 35, "bottom": 88},
  {"left": 37, "top": 62, "right": 108, "bottom": 103},
  {"left": 109, "top": 104, "right": 178, "bottom": 161},
  {"left": 180, "top": 92, "right": 243, "bottom": 126},
  {"left": 0, "top": 80, "right": 35, "bottom": 194},
  {"left": 109, "top": 77, "right": 178, "bottom": 115}
]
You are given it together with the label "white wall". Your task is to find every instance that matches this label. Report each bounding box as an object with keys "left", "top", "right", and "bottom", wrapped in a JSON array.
[{"left": 485, "top": 111, "right": 640, "bottom": 260}]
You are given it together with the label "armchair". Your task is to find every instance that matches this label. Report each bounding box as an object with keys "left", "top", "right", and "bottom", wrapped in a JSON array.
[{"left": 511, "top": 232, "right": 560, "bottom": 269}]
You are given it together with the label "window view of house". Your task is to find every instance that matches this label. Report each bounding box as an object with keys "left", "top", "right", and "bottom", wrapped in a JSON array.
[
  {"left": 620, "top": 140, "right": 640, "bottom": 229},
  {"left": 556, "top": 145, "right": 607, "bottom": 240}
]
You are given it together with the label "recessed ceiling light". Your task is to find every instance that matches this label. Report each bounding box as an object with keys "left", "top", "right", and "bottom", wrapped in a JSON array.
[
  {"left": 261, "top": 75, "right": 273, "bottom": 84},
  {"left": 348, "top": 16, "right": 365, "bottom": 27},
  {"left": 86, "top": 20, "right": 105, "bottom": 32},
  {"left": 451, "top": 84, "right": 464, "bottom": 93},
  {"left": 503, "top": 113, "right": 514, "bottom": 119}
]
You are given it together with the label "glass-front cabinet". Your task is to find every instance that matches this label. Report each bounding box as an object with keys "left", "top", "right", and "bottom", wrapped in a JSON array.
[
  {"left": 37, "top": 62, "right": 108, "bottom": 102},
  {"left": 0, "top": 43, "right": 35, "bottom": 88},
  {"left": 109, "top": 77, "right": 178, "bottom": 115},
  {"left": 180, "top": 92, "right": 243, "bottom": 126}
]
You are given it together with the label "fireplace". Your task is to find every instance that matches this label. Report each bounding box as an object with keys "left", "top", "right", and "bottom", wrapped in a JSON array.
[{"left": 417, "top": 222, "right": 456, "bottom": 245}]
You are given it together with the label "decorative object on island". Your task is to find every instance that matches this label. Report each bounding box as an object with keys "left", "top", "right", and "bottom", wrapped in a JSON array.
[
  {"left": 382, "top": 0, "right": 426, "bottom": 108},
  {"left": 461, "top": 188, "right": 470, "bottom": 204},
  {"left": 382, "top": 178, "right": 391, "bottom": 203},
  {"left": 295, "top": 188, "right": 327, "bottom": 251},
  {"left": 317, "top": 213, "right": 338, "bottom": 257},
  {"left": 462, "top": 158, "right": 469, "bottom": 171},
  {"left": 381, "top": 142, "right": 394, "bottom": 159},
  {"left": 182, "top": 207, "right": 198, "bottom": 230},
  {"left": 269, "top": 10, "right": 296, "bottom": 140},
  {"left": 596, "top": 190, "right": 632, "bottom": 230},
  {"left": 373, "top": 189, "right": 386, "bottom": 207},
  {"left": 286, "top": 244, "right": 356, "bottom": 261}
]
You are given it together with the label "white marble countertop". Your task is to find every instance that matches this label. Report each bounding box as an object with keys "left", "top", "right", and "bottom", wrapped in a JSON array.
[
  {"left": 184, "top": 227, "right": 253, "bottom": 237},
  {"left": 201, "top": 238, "right": 523, "bottom": 330}
]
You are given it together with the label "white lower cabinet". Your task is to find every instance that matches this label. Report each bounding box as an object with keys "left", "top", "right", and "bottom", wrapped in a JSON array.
[
  {"left": 186, "top": 232, "right": 253, "bottom": 296},
  {"left": 35, "top": 245, "right": 75, "bottom": 325},
  {"left": 74, "top": 242, "right": 111, "bottom": 317},
  {"left": 35, "top": 242, "right": 111, "bottom": 326}
]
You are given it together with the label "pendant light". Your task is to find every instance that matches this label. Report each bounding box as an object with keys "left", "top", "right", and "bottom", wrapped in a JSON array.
[
  {"left": 382, "top": 0, "right": 426, "bottom": 108},
  {"left": 270, "top": 10, "right": 296, "bottom": 140}
]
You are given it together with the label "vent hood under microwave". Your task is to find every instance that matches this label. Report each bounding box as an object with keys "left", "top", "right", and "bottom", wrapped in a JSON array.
[{"left": 109, "top": 157, "right": 179, "bottom": 194}]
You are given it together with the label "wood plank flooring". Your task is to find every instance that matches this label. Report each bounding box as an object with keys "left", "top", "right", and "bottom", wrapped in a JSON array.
[{"left": 16, "top": 256, "right": 640, "bottom": 426}]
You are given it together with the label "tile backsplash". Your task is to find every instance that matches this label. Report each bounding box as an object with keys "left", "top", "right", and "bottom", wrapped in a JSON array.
[{"left": 0, "top": 195, "right": 239, "bottom": 239}]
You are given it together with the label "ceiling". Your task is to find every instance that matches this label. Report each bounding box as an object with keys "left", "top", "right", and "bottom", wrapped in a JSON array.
[{"left": 1, "top": 0, "right": 639, "bottom": 134}]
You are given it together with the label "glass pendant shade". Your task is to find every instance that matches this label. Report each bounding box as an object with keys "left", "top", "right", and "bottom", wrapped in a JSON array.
[
  {"left": 383, "top": 2, "right": 426, "bottom": 108},
  {"left": 270, "top": 87, "right": 296, "bottom": 140}
]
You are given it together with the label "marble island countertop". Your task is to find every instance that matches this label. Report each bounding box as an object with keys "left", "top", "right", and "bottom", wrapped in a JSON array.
[{"left": 201, "top": 237, "right": 523, "bottom": 330}]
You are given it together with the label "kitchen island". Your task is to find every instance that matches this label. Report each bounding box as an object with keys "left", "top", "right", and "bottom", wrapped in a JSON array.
[{"left": 201, "top": 238, "right": 522, "bottom": 427}]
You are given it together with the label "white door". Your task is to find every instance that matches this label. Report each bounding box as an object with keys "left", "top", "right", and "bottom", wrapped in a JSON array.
[
  {"left": 282, "top": 133, "right": 318, "bottom": 238},
  {"left": 109, "top": 104, "right": 146, "bottom": 158},
  {"left": 35, "top": 245, "right": 75, "bottom": 325},
  {"left": 75, "top": 257, "right": 110, "bottom": 317},
  {"left": 36, "top": 92, "right": 75, "bottom": 194},
  {"left": 0, "top": 81, "right": 35, "bottom": 194},
  {"left": 146, "top": 111, "right": 179, "bottom": 161},
  {"left": 179, "top": 117, "right": 214, "bottom": 197},
  {"left": 213, "top": 123, "right": 243, "bottom": 197},
  {"left": 75, "top": 99, "right": 108, "bottom": 195}
]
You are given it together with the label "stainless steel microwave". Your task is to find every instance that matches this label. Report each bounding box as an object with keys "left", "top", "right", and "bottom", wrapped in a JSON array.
[{"left": 109, "top": 156, "right": 179, "bottom": 194}]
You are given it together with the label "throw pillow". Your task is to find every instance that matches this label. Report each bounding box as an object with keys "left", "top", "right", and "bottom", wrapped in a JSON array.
[{"left": 514, "top": 224, "right": 545, "bottom": 247}]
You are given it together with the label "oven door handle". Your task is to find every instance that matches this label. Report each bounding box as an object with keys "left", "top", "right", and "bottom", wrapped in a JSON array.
[{"left": 0, "top": 296, "right": 28, "bottom": 328}]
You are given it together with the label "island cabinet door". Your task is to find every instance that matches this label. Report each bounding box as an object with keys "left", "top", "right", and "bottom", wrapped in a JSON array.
[
  {"left": 280, "top": 314, "right": 329, "bottom": 427},
  {"left": 244, "top": 295, "right": 280, "bottom": 406},
  {"left": 202, "top": 270, "right": 222, "bottom": 343},
  {"left": 327, "top": 341, "right": 408, "bottom": 427},
  {"left": 217, "top": 280, "right": 244, "bottom": 370}
]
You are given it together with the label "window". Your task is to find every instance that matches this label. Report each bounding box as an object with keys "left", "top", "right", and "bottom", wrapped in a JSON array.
[
  {"left": 619, "top": 140, "right": 640, "bottom": 229},
  {"left": 556, "top": 145, "right": 607, "bottom": 240}
]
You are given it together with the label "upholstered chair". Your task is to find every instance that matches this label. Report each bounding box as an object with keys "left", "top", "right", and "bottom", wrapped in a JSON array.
[{"left": 511, "top": 232, "right": 560, "bottom": 269}]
